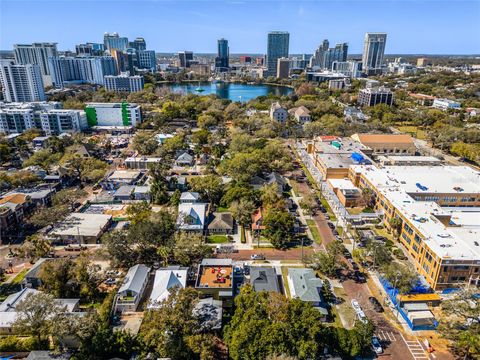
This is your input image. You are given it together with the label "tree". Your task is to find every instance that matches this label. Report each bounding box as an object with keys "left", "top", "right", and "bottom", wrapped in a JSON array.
[
  {"left": 296, "top": 83, "right": 316, "bottom": 97},
  {"left": 260, "top": 183, "right": 284, "bottom": 209},
  {"left": 17, "top": 234, "right": 52, "bottom": 261},
  {"left": 189, "top": 175, "right": 223, "bottom": 205},
  {"left": 126, "top": 201, "right": 152, "bottom": 225},
  {"left": 360, "top": 188, "right": 375, "bottom": 209},
  {"left": 224, "top": 285, "right": 328, "bottom": 360},
  {"left": 191, "top": 129, "right": 211, "bottom": 146},
  {"left": 173, "top": 232, "right": 213, "bottom": 266},
  {"left": 439, "top": 288, "right": 480, "bottom": 359},
  {"left": 170, "top": 189, "right": 182, "bottom": 206},
  {"left": 309, "top": 242, "right": 344, "bottom": 277},
  {"left": 39, "top": 258, "right": 75, "bottom": 298},
  {"left": 141, "top": 287, "right": 217, "bottom": 360},
  {"left": 103, "top": 210, "right": 176, "bottom": 267},
  {"left": 13, "top": 292, "right": 67, "bottom": 344},
  {"left": 262, "top": 208, "right": 295, "bottom": 249},
  {"left": 366, "top": 240, "right": 392, "bottom": 268},
  {"left": 23, "top": 149, "right": 62, "bottom": 172},
  {"left": 450, "top": 141, "right": 480, "bottom": 162},
  {"left": 299, "top": 193, "right": 317, "bottom": 216},
  {"left": 230, "top": 198, "right": 256, "bottom": 227},
  {"left": 29, "top": 204, "right": 70, "bottom": 228},
  {"left": 52, "top": 188, "right": 87, "bottom": 211},
  {"left": 132, "top": 132, "right": 159, "bottom": 155},
  {"left": 380, "top": 262, "right": 418, "bottom": 294},
  {"left": 197, "top": 114, "right": 218, "bottom": 129}
]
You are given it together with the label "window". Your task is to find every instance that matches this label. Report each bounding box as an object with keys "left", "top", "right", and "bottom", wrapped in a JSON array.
[{"left": 412, "top": 244, "right": 419, "bottom": 253}]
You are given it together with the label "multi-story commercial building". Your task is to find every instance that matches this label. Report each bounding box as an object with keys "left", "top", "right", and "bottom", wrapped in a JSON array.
[
  {"left": 104, "top": 32, "right": 129, "bottom": 51},
  {"left": 417, "top": 58, "right": 429, "bottom": 67},
  {"left": 215, "top": 38, "right": 229, "bottom": 72},
  {"left": 137, "top": 50, "right": 156, "bottom": 70},
  {"left": 85, "top": 102, "right": 142, "bottom": 128},
  {"left": 48, "top": 56, "right": 117, "bottom": 87},
  {"left": 13, "top": 43, "right": 57, "bottom": 86},
  {"left": 239, "top": 56, "right": 252, "bottom": 64},
  {"left": 104, "top": 74, "right": 144, "bottom": 92},
  {"left": 348, "top": 165, "right": 480, "bottom": 290},
  {"left": 266, "top": 31, "right": 289, "bottom": 78},
  {"left": 276, "top": 57, "right": 290, "bottom": 79},
  {"left": 0, "top": 102, "right": 87, "bottom": 135},
  {"left": 178, "top": 51, "right": 194, "bottom": 68},
  {"left": 310, "top": 40, "right": 348, "bottom": 70},
  {"left": 129, "top": 37, "right": 147, "bottom": 51},
  {"left": 190, "top": 64, "right": 210, "bottom": 76},
  {"left": 0, "top": 60, "right": 45, "bottom": 102},
  {"left": 351, "top": 133, "right": 416, "bottom": 155},
  {"left": 332, "top": 60, "right": 362, "bottom": 78},
  {"left": 75, "top": 43, "right": 105, "bottom": 57},
  {"left": 357, "top": 86, "right": 394, "bottom": 107},
  {"left": 432, "top": 98, "right": 461, "bottom": 111},
  {"left": 362, "top": 33, "right": 387, "bottom": 75}
]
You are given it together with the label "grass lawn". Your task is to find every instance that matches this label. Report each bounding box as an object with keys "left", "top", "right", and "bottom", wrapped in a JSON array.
[
  {"left": 207, "top": 235, "right": 229, "bottom": 244},
  {"left": 215, "top": 207, "right": 230, "bottom": 213},
  {"left": 397, "top": 125, "right": 427, "bottom": 140},
  {"left": 281, "top": 267, "right": 291, "bottom": 298},
  {"left": 333, "top": 286, "right": 356, "bottom": 329},
  {"left": 306, "top": 219, "right": 322, "bottom": 244},
  {"left": 10, "top": 268, "right": 28, "bottom": 285},
  {"left": 240, "top": 226, "right": 246, "bottom": 243}
]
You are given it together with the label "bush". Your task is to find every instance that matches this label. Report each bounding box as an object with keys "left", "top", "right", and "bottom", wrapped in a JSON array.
[{"left": 0, "top": 336, "right": 44, "bottom": 352}]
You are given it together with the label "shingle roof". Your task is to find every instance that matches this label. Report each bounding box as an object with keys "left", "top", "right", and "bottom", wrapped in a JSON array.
[
  {"left": 118, "top": 264, "right": 150, "bottom": 295},
  {"left": 208, "top": 212, "right": 234, "bottom": 230},
  {"left": 250, "top": 267, "right": 280, "bottom": 293},
  {"left": 288, "top": 268, "right": 324, "bottom": 302}
]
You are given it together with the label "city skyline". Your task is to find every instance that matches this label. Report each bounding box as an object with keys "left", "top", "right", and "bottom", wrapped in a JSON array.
[{"left": 1, "top": 0, "right": 479, "bottom": 54}]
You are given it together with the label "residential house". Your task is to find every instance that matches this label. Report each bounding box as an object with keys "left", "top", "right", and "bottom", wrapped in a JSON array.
[
  {"left": 195, "top": 258, "right": 233, "bottom": 303},
  {"left": 266, "top": 172, "right": 287, "bottom": 193},
  {"left": 289, "top": 106, "right": 311, "bottom": 123},
  {"left": 180, "top": 191, "right": 201, "bottom": 203},
  {"left": 148, "top": 266, "right": 188, "bottom": 309},
  {"left": 133, "top": 186, "right": 150, "bottom": 201},
  {"left": 249, "top": 175, "right": 267, "bottom": 190},
  {"left": 175, "top": 151, "right": 195, "bottom": 167},
  {"left": 193, "top": 297, "right": 223, "bottom": 331},
  {"left": 344, "top": 107, "right": 366, "bottom": 123},
  {"left": 251, "top": 208, "right": 265, "bottom": 232},
  {"left": 22, "top": 258, "right": 52, "bottom": 289},
  {"left": 269, "top": 102, "right": 288, "bottom": 123},
  {"left": 6, "top": 186, "right": 55, "bottom": 208},
  {"left": 115, "top": 264, "right": 151, "bottom": 313},
  {"left": 113, "top": 185, "right": 134, "bottom": 202},
  {"left": 166, "top": 175, "right": 187, "bottom": 191},
  {"left": 250, "top": 267, "right": 280, "bottom": 293},
  {"left": 208, "top": 212, "right": 234, "bottom": 235},
  {"left": 287, "top": 268, "right": 328, "bottom": 320},
  {"left": 106, "top": 170, "right": 142, "bottom": 188},
  {"left": 177, "top": 202, "right": 207, "bottom": 233},
  {"left": 32, "top": 136, "right": 51, "bottom": 149}
]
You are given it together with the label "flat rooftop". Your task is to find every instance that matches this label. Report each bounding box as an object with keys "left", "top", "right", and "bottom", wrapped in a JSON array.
[
  {"left": 108, "top": 170, "right": 141, "bottom": 180},
  {"left": 196, "top": 259, "right": 233, "bottom": 289},
  {"left": 51, "top": 213, "right": 112, "bottom": 237},
  {"left": 352, "top": 165, "right": 480, "bottom": 195}
]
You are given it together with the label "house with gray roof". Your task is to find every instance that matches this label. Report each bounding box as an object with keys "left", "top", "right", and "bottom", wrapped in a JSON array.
[
  {"left": 193, "top": 297, "right": 223, "bottom": 331},
  {"left": 287, "top": 268, "right": 328, "bottom": 319},
  {"left": 115, "top": 264, "right": 151, "bottom": 312},
  {"left": 269, "top": 102, "right": 288, "bottom": 123},
  {"left": 250, "top": 267, "right": 280, "bottom": 293},
  {"left": 180, "top": 191, "right": 201, "bottom": 203},
  {"left": 208, "top": 212, "right": 234, "bottom": 235},
  {"left": 175, "top": 151, "right": 195, "bottom": 167}
]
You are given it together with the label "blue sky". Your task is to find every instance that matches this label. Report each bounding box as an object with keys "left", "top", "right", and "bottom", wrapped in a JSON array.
[{"left": 1, "top": 0, "right": 479, "bottom": 54}]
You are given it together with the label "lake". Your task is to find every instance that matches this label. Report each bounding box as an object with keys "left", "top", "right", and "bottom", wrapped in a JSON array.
[{"left": 159, "top": 82, "right": 293, "bottom": 102}]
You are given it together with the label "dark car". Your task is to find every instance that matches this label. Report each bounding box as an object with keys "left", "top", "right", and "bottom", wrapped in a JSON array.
[
  {"left": 327, "top": 222, "right": 335, "bottom": 229},
  {"left": 369, "top": 296, "right": 384, "bottom": 312},
  {"left": 352, "top": 262, "right": 359, "bottom": 270},
  {"left": 332, "top": 229, "right": 339, "bottom": 235},
  {"left": 319, "top": 207, "right": 327, "bottom": 213},
  {"left": 374, "top": 236, "right": 387, "bottom": 242},
  {"left": 354, "top": 271, "right": 366, "bottom": 283}
]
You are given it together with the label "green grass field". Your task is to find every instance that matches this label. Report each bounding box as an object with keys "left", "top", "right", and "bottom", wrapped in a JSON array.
[
  {"left": 306, "top": 219, "right": 322, "bottom": 244},
  {"left": 10, "top": 268, "right": 28, "bottom": 285},
  {"left": 397, "top": 125, "right": 427, "bottom": 140},
  {"left": 207, "top": 235, "right": 229, "bottom": 244}
]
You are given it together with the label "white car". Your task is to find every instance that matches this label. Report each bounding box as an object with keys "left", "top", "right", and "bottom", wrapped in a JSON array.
[{"left": 371, "top": 336, "right": 383, "bottom": 354}]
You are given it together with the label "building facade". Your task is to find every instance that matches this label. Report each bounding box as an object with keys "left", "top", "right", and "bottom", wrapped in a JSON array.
[
  {"left": 276, "top": 57, "right": 290, "bottom": 79},
  {"left": 178, "top": 51, "right": 194, "bottom": 68},
  {"left": 137, "top": 50, "right": 156, "bottom": 70},
  {"left": 357, "top": 86, "right": 394, "bottom": 107},
  {"left": 85, "top": 102, "right": 142, "bottom": 128},
  {"left": 104, "top": 32, "right": 129, "bottom": 51},
  {"left": 129, "top": 37, "right": 147, "bottom": 51},
  {"left": 0, "top": 60, "right": 45, "bottom": 102},
  {"left": 104, "top": 74, "right": 144, "bottom": 92},
  {"left": 266, "top": 31, "right": 289, "bottom": 78},
  {"left": 48, "top": 56, "right": 117, "bottom": 87},
  {"left": 362, "top": 33, "right": 387, "bottom": 75},
  {"left": 75, "top": 43, "right": 105, "bottom": 56},
  {"left": 13, "top": 43, "right": 57, "bottom": 86},
  {"left": 215, "top": 38, "right": 229, "bottom": 72},
  {"left": 310, "top": 40, "right": 348, "bottom": 70}
]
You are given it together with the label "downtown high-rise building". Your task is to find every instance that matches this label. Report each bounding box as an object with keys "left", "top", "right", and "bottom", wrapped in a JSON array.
[
  {"left": 129, "top": 37, "right": 147, "bottom": 51},
  {"left": 266, "top": 31, "right": 289, "bottom": 78},
  {"left": 13, "top": 43, "right": 58, "bottom": 86},
  {"left": 362, "top": 33, "right": 387, "bottom": 75},
  {"left": 0, "top": 60, "right": 45, "bottom": 102},
  {"left": 104, "top": 32, "right": 129, "bottom": 51},
  {"left": 178, "top": 51, "right": 194, "bottom": 68},
  {"left": 215, "top": 38, "right": 229, "bottom": 72},
  {"left": 310, "top": 40, "right": 348, "bottom": 70},
  {"left": 137, "top": 50, "right": 156, "bottom": 71},
  {"left": 48, "top": 56, "right": 117, "bottom": 87},
  {"left": 104, "top": 74, "right": 145, "bottom": 93},
  {"left": 76, "top": 43, "right": 105, "bottom": 56}
]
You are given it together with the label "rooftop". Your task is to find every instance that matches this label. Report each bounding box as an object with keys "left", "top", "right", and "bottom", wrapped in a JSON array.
[
  {"left": 118, "top": 264, "right": 150, "bottom": 295},
  {"left": 352, "top": 133, "right": 414, "bottom": 145},
  {"left": 149, "top": 267, "right": 188, "bottom": 308},
  {"left": 196, "top": 259, "right": 233, "bottom": 289},
  {"left": 108, "top": 170, "right": 142, "bottom": 181},
  {"left": 250, "top": 267, "right": 280, "bottom": 293},
  {"left": 50, "top": 213, "right": 112, "bottom": 238}
]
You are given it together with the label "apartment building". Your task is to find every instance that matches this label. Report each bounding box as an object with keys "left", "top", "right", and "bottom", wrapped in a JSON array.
[
  {"left": 84, "top": 102, "right": 142, "bottom": 128},
  {"left": 348, "top": 165, "right": 480, "bottom": 290}
]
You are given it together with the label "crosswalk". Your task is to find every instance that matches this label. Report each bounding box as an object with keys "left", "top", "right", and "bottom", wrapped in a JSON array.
[
  {"left": 375, "top": 330, "right": 397, "bottom": 342},
  {"left": 400, "top": 333, "right": 429, "bottom": 360}
]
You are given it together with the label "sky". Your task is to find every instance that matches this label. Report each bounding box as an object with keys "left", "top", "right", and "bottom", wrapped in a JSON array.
[{"left": 1, "top": 0, "right": 479, "bottom": 54}]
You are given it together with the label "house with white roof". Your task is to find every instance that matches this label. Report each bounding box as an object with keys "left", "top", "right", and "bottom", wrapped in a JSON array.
[
  {"left": 115, "top": 264, "right": 151, "bottom": 312},
  {"left": 177, "top": 202, "right": 207, "bottom": 233},
  {"left": 180, "top": 191, "right": 201, "bottom": 203},
  {"left": 148, "top": 266, "right": 188, "bottom": 309}
]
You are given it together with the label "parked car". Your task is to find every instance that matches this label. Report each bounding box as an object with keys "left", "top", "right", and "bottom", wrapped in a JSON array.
[
  {"left": 324, "top": 214, "right": 330, "bottom": 220},
  {"left": 327, "top": 222, "right": 335, "bottom": 229},
  {"left": 65, "top": 244, "right": 87, "bottom": 252},
  {"left": 371, "top": 336, "right": 383, "bottom": 355},
  {"left": 354, "top": 271, "right": 366, "bottom": 283},
  {"left": 352, "top": 262, "right": 359, "bottom": 270},
  {"left": 332, "top": 229, "right": 339, "bottom": 236},
  {"left": 374, "top": 236, "right": 387, "bottom": 242},
  {"left": 319, "top": 207, "right": 327, "bottom": 213},
  {"left": 369, "top": 296, "right": 384, "bottom": 312},
  {"left": 251, "top": 254, "right": 265, "bottom": 260}
]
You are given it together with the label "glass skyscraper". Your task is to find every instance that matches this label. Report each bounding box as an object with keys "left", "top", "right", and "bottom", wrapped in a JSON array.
[
  {"left": 215, "top": 38, "right": 229, "bottom": 72},
  {"left": 266, "top": 31, "right": 289, "bottom": 78},
  {"left": 362, "top": 33, "right": 387, "bottom": 75}
]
